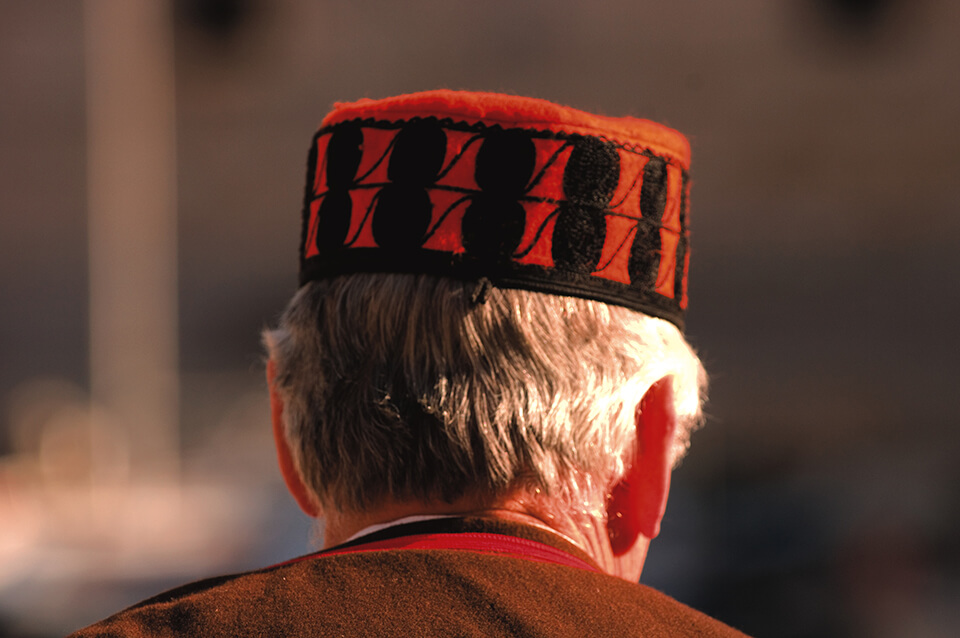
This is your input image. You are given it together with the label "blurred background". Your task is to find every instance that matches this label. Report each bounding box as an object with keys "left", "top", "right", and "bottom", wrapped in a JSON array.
[{"left": 1, "top": 0, "right": 958, "bottom": 635}]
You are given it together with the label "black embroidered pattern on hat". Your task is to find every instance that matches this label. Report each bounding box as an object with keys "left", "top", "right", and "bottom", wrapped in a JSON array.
[{"left": 299, "top": 102, "right": 691, "bottom": 330}]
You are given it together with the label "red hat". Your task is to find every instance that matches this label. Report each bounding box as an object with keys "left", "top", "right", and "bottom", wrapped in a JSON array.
[{"left": 299, "top": 90, "right": 692, "bottom": 329}]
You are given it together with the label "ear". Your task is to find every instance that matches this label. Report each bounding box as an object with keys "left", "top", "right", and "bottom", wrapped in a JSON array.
[
  {"left": 606, "top": 376, "right": 678, "bottom": 556},
  {"left": 267, "top": 358, "right": 321, "bottom": 518}
]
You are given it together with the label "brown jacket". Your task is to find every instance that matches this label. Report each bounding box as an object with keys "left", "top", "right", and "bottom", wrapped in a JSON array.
[{"left": 70, "top": 517, "right": 750, "bottom": 637}]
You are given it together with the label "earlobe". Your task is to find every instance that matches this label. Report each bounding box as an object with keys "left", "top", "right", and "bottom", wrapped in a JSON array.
[
  {"left": 606, "top": 376, "right": 678, "bottom": 555},
  {"left": 268, "top": 359, "right": 321, "bottom": 518}
]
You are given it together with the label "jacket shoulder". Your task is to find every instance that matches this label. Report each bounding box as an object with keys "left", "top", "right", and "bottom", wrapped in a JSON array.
[{"left": 69, "top": 550, "right": 751, "bottom": 637}]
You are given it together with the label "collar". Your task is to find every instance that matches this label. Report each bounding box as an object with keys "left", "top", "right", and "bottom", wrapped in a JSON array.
[{"left": 278, "top": 516, "right": 604, "bottom": 574}]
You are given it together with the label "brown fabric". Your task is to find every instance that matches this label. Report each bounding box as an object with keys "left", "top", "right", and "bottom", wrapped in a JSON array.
[{"left": 70, "top": 518, "right": 750, "bottom": 637}]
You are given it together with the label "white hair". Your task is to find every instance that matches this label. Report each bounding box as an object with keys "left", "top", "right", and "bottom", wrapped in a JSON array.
[{"left": 264, "top": 274, "right": 706, "bottom": 517}]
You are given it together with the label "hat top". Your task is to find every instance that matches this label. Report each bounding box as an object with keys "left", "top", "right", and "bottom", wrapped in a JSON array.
[{"left": 321, "top": 90, "right": 691, "bottom": 170}]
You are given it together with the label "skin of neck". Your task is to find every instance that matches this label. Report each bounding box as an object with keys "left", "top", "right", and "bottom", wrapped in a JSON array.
[{"left": 319, "top": 489, "right": 653, "bottom": 582}]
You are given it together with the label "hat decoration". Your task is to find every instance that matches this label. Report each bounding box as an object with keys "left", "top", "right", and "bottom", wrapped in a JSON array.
[{"left": 299, "top": 90, "right": 692, "bottom": 329}]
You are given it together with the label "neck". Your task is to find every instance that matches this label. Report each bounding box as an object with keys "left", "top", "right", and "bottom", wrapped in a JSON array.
[{"left": 320, "top": 491, "right": 651, "bottom": 581}]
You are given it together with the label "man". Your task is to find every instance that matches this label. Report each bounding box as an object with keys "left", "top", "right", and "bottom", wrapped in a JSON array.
[{"left": 72, "top": 91, "right": 749, "bottom": 636}]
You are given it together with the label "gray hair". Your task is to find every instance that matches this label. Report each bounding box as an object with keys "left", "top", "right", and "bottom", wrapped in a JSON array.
[{"left": 264, "top": 274, "right": 706, "bottom": 516}]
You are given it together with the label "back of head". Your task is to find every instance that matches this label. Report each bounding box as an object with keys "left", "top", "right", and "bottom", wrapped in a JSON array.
[
  {"left": 270, "top": 89, "right": 705, "bottom": 520},
  {"left": 266, "top": 274, "right": 704, "bottom": 517}
]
